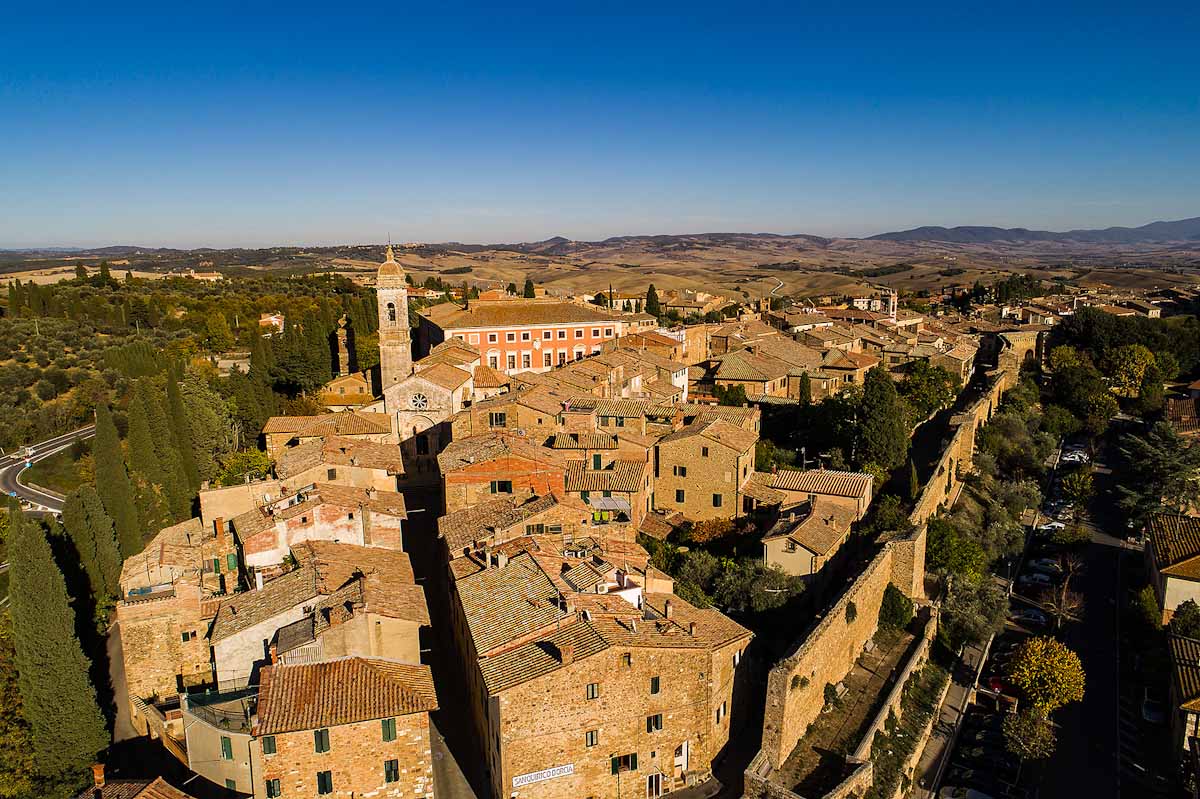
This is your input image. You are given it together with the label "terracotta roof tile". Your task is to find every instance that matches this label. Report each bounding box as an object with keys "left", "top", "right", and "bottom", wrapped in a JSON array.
[
  {"left": 256, "top": 657, "right": 437, "bottom": 734},
  {"left": 1149, "top": 514, "right": 1200, "bottom": 578},
  {"left": 416, "top": 361, "right": 473, "bottom": 390},
  {"left": 760, "top": 469, "right": 873, "bottom": 500},
  {"left": 263, "top": 410, "right": 391, "bottom": 437},
  {"left": 564, "top": 460, "right": 647, "bottom": 493},
  {"left": 275, "top": 436, "right": 404, "bottom": 479}
]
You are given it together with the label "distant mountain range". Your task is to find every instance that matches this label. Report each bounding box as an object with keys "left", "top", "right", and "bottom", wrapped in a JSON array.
[
  {"left": 868, "top": 216, "right": 1200, "bottom": 244},
  {"left": 5, "top": 216, "right": 1200, "bottom": 256}
]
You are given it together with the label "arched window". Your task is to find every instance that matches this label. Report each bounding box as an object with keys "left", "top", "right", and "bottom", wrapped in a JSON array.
[{"left": 386, "top": 302, "right": 397, "bottom": 322}]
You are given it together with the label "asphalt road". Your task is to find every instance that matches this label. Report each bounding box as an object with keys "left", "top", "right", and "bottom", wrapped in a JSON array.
[{"left": 0, "top": 424, "right": 96, "bottom": 513}]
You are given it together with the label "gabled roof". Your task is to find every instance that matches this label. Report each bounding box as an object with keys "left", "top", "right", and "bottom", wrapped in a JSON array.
[
  {"left": 275, "top": 436, "right": 404, "bottom": 478},
  {"left": 1171, "top": 635, "right": 1200, "bottom": 712},
  {"left": 1149, "top": 514, "right": 1200, "bottom": 579},
  {"left": 421, "top": 299, "right": 626, "bottom": 330},
  {"left": 763, "top": 500, "right": 857, "bottom": 555},
  {"left": 472, "top": 363, "right": 510, "bottom": 388},
  {"left": 658, "top": 418, "right": 757, "bottom": 454},
  {"left": 756, "top": 469, "right": 873, "bottom": 501},
  {"left": 72, "top": 778, "right": 200, "bottom": 799},
  {"left": 1168, "top": 397, "right": 1200, "bottom": 435},
  {"left": 565, "top": 460, "right": 647, "bottom": 493},
  {"left": 438, "top": 494, "right": 566, "bottom": 552},
  {"left": 256, "top": 657, "right": 437, "bottom": 734},
  {"left": 437, "top": 432, "right": 566, "bottom": 473},
  {"left": 262, "top": 410, "right": 391, "bottom": 437},
  {"left": 455, "top": 552, "right": 565, "bottom": 655},
  {"left": 415, "top": 361, "right": 473, "bottom": 390},
  {"left": 548, "top": 431, "right": 618, "bottom": 450},
  {"left": 712, "top": 349, "right": 790, "bottom": 382}
]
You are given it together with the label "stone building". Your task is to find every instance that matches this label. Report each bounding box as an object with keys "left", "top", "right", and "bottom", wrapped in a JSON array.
[
  {"left": 377, "top": 244, "right": 413, "bottom": 390},
  {"left": 254, "top": 657, "right": 438, "bottom": 799},
  {"left": 274, "top": 436, "right": 404, "bottom": 493},
  {"left": 231, "top": 483, "right": 407, "bottom": 571},
  {"left": 1147, "top": 514, "right": 1200, "bottom": 624},
  {"left": 747, "top": 469, "right": 874, "bottom": 518},
  {"left": 446, "top": 547, "right": 752, "bottom": 799},
  {"left": 438, "top": 433, "right": 569, "bottom": 513},
  {"left": 653, "top": 419, "right": 758, "bottom": 521},
  {"left": 760, "top": 499, "right": 857, "bottom": 579},
  {"left": 262, "top": 411, "right": 392, "bottom": 461}
]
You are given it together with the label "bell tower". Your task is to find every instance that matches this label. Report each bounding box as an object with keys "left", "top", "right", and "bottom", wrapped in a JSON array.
[{"left": 377, "top": 244, "right": 412, "bottom": 389}]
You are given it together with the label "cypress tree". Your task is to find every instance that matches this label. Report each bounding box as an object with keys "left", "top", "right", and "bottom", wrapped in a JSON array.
[
  {"left": 166, "top": 371, "right": 201, "bottom": 492},
  {"left": 859, "top": 366, "right": 909, "bottom": 471},
  {"left": 61, "top": 486, "right": 123, "bottom": 599},
  {"left": 93, "top": 404, "right": 141, "bottom": 558},
  {"left": 799, "top": 371, "right": 812, "bottom": 406},
  {"left": 8, "top": 504, "right": 109, "bottom": 777},
  {"left": 136, "top": 380, "right": 191, "bottom": 519},
  {"left": 523, "top": 278, "right": 535, "bottom": 298},
  {"left": 126, "top": 387, "right": 173, "bottom": 533},
  {"left": 645, "top": 284, "right": 661, "bottom": 316},
  {"left": 908, "top": 459, "right": 920, "bottom": 501}
]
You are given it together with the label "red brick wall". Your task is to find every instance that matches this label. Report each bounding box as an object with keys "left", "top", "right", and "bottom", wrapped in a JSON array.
[{"left": 443, "top": 456, "right": 566, "bottom": 513}]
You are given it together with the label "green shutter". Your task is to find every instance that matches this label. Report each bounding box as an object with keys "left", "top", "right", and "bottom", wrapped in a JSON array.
[
  {"left": 382, "top": 717, "right": 396, "bottom": 741},
  {"left": 262, "top": 735, "right": 276, "bottom": 755},
  {"left": 611, "top": 757, "right": 619, "bottom": 775},
  {"left": 220, "top": 735, "right": 232, "bottom": 760},
  {"left": 226, "top": 552, "right": 237, "bottom": 572},
  {"left": 212, "top": 557, "right": 221, "bottom": 574},
  {"left": 630, "top": 753, "right": 638, "bottom": 770}
]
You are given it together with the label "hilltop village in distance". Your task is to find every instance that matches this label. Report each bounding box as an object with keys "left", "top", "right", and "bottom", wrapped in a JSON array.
[{"left": 6, "top": 238, "right": 1200, "bottom": 799}]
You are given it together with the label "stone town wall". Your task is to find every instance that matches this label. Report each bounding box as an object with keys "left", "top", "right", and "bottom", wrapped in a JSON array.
[{"left": 760, "top": 543, "right": 903, "bottom": 768}]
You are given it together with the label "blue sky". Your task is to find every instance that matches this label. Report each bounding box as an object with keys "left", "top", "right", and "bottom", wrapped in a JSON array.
[{"left": 2, "top": 1, "right": 1198, "bottom": 247}]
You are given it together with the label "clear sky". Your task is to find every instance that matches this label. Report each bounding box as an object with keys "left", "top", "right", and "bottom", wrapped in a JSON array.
[{"left": 2, "top": 1, "right": 1198, "bottom": 248}]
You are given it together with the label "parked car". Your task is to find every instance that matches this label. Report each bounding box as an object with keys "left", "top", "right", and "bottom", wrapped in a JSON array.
[
  {"left": 1010, "top": 608, "right": 1048, "bottom": 627},
  {"left": 1037, "top": 520, "right": 1066, "bottom": 532},
  {"left": 1018, "top": 572, "right": 1055, "bottom": 588},
  {"left": 1028, "top": 558, "right": 1064, "bottom": 575}
]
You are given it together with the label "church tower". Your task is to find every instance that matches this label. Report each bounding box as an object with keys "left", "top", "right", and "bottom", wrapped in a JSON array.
[{"left": 377, "top": 244, "right": 412, "bottom": 389}]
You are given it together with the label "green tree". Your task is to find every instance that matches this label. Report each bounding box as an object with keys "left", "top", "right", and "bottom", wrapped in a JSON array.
[
  {"left": 93, "top": 404, "right": 141, "bottom": 558},
  {"left": 73, "top": 264, "right": 87, "bottom": 281},
  {"left": 926, "top": 517, "right": 986, "bottom": 576},
  {"left": 1169, "top": 599, "right": 1200, "bottom": 639},
  {"left": 715, "top": 383, "right": 748, "bottom": 407},
  {"left": 60, "top": 486, "right": 122, "bottom": 599},
  {"left": 217, "top": 449, "right": 273, "bottom": 486},
  {"left": 203, "top": 311, "right": 235, "bottom": 352},
  {"left": 879, "top": 583, "right": 914, "bottom": 630},
  {"left": 506, "top": 282, "right": 518, "bottom": 295},
  {"left": 798, "top": 371, "right": 812, "bottom": 406},
  {"left": 166, "top": 371, "right": 201, "bottom": 492},
  {"left": 1106, "top": 343, "right": 1156, "bottom": 398},
  {"left": 1006, "top": 636, "right": 1086, "bottom": 715},
  {"left": 898, "top": 360, "right": 958, "bottom": 420},
  {"left": 645, "top": 284, "right": 661, "bottom": 316},
  {"left": 1003, "top": 709, "right": 1057, "bottom": 761},
  {"left": 859, "top": 367, "right": 909, "bottom": 470},
  {"left": 908, "top": 459, "right": 920, "bottom": 501},
  {"left": 0, "top": 612, "right": 36, "bottom": 798},
  {"left": 136, "top": 380, "right": 191, "bottom": 518},
  {"left": 125, "top": 387, "right": 172, "bottom": 534},
  {"left": 940, "top": 574, "right": 1007, "bottom": 648},
  {"left": 1060, "top": 469, "right": 1094, "bottom": 506},
  {"left": 522, "top": 278, "right": 535, "bottom": 298},
  {"left": 7, "top": 504, "right": 109, "bottom": 778},
  {"left": 1117, "top": 422, "right": 1200, "bottom": 525}
]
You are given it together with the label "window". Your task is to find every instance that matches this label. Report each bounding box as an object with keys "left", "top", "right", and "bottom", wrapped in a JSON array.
[
  {"left": 702, "top": 446, "right": 709, "bottom": 457},
  {"left": 585, "top": 729, "right": 599, "bottom": 747},
  {"left": 300, "top": 516, "right": 308, "bottom": 524},
  {"left": 592, "top": 328, "right": 600, "bottom": 337},
  {"left": 575, "top": 328, "right": 584, "bottom": 338},
  {"left": 386, "top": 302, "right": 396, "bottom": 322},
  {"left": 784, "top": 540, "right": 797, "bottom": 553},
  {"left": 650, "top": 676, "right": 660, "bottom": 695},
  {"left": 469, "top": 333, "right": 479, "bottom": 344},
  {"left": 487, "top": 332, "right": 498, "bottom": 343},
  {"left": 507, "top": 354, "right": 516, "bottom": 370},
  {"left": 604, "top": 327, "right": 613, "bottom": 336},
  {"left": 586, "top": 682, "right": 600, "bottom": 700},
  {"left": 600, "top": 416, "right": 610, "bottom": 427},
  {"left": 506, "top": 332, "right": 516, "bottom": 342},
  {"left": 181, "top": 631, "right": 192, "bottom": 642},
  {"left": 646, "top": 713, "right": 663, "bottom": 733},
  {"left": 521, "top": 331, "right": 531, "bottom": 341},
  {"left": 558, "top": 329, "right": 567, "bottom": 339},
  {"left": 262, "top": 735, "right": 277, "bottom": 755},
  {"left": 526, "top": 523, "right": 546, "bottom": 534},
  {"left": 592, "top": 453, "right": 602, "bottom": 470},
  {"left": 220, "top": 735, "right": 233, "bottom": 760},
  {"left": 543, "top": 330, "right": 552, "bottom": 340},
  {"left": 384, "top": 758, "right": 400, "bottom": 783},
  {"left": 382, "top": 717, "right": 397, "bottom": 741},
  {"left": 675, "top": 489, "right": 685, "bottom": 503},
  {"left": 611, "top": 753, "right": 638, "bottom": 774},
  {"left": 543, "top": 352, "right": 553, "bottom": 367},
  {"left": 226, "top": 779, "right": 236, "bottom": 791},
  {"left": 713, "top": 493, "right": 723, "bottom": 508},
  {"left": 622, "top": 652, "right": 632, "bottom": 667},
  {"left": 488, "top": 355, "right": 499, "bottom": 369},
  {"left": 316, "top": 770, "right": 333, "bottom": 795},
  {"left": 673, "top": 465, "right": 687, "bottom": 477},
  {"left": 734, "top": 649, "right": 742, "bottom": 667},
  {"left": 522, "top": 353, "right": 531, "bottom": 369},
  {"left": 614, "top": 416, "right": 625, "bottom": 428},
  {"left": 314, "top": 728, "right": 330, "bottom": 753},
  {"left": 488, "top": 412, "right": 507, "bottom": 427},
  {"left": 717, "top": 701, "right": 727, "bottom": 724},
  {"left": 326, "top": 468, "right": 337, "bottom": 480},
  {"left": 265, "top": 779, "right": 281, "bottom": 798},
  {"left": 490, "top": 480, "right": 513, "bottom": 494},
  {"left": 558, "top": 351, "right": 567, "bottom": 365}
]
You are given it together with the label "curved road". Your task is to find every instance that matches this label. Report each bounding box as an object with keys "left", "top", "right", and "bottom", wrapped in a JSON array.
[{"left": 0, "top": 425, "right": 96, "bottom": 514}]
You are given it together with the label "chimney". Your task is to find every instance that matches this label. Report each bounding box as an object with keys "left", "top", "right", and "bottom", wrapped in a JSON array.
[
  {"left": 630, "top": 618, "right": 638, "bottom": 633},
  {"left": 497, "top": 552, "right": 509, "bottom": 568},
  {"left": 365, "top": 486, "right": 377, "bottom": 499},
  {"left": 559, "top": 644, "right": 575, "bottom": 665},
  {"left": 689, "top": 621, "right": 697, "bottom": 636},
  {"left": 91, "top": 763, "right": 105, "bottom": 788},
  {"left": 255, "top": 570, "right": 264, "bottom": 591},
  {"left": 213, "top": 517, "right": 226, "bottom": 545},
  {"left": 269, "top": 644, "right": 278, "bottom": 664},
  {"left": 664, "top": 600, "right": 674, "bottom": 619}
]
